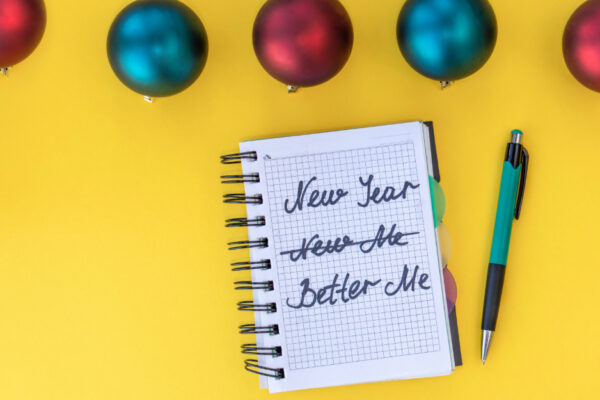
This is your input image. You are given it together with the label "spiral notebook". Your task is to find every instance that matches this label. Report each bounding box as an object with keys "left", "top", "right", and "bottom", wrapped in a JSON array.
[{"left": 222, "top": 122, "right": 461, "bottom": 393}]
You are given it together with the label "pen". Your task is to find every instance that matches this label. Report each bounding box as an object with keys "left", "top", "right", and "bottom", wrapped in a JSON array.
[{"left": 481, "top": 129, "right": 529, "bottom": 365}]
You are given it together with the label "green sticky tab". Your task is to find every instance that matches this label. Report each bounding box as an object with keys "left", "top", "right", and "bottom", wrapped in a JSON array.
[{"left": 429, "top": 176, "right": 446, "bottom": 227}]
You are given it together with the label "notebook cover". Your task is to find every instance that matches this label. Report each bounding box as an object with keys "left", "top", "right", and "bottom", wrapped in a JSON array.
[{"left": 425, "top": 121, "right": 463, "bottom": 366}]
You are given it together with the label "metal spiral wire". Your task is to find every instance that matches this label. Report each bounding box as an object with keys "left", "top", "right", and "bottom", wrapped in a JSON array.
[
  {"left": 242, "top": 344, "right": 282, "bottom": 357},
  {"left": 239, "top": 324, "right": 279, "bottom": 335},
  {"left": 221, "top": 174, "right": 260, "bottom": 184},
  {"left": 223, "top": 194, "right": 263, "bottom": 204},
  {"left": 245, "top": 359, "right": 285, "bottom": 379},
  {"left": 225, "top": 217, "right": 266, "bottom": 228},
  {"left": 222, "top": 152, "right": 284, "bottom": 380},
  {"left": 221, "top": 152, "right": 258, "bottom": 164}
]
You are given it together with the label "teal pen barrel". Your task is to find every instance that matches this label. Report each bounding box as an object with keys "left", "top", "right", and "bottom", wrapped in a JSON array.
[{"left": 489, "top": 162, "right": 522, "bottom": 265}]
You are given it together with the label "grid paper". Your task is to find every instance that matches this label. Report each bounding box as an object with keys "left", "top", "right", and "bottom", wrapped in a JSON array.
[{"left": 264, "top": 143, "right": 440, "bottom": 371}]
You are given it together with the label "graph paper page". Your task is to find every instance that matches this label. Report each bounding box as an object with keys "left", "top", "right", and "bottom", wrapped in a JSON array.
[{"left": 240, "top": 122, "right": 454, "bottom": 393}]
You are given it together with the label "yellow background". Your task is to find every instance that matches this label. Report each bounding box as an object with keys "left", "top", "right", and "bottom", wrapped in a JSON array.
[{"left": 1, "top": 0, "right": 598, "bottom": 398}]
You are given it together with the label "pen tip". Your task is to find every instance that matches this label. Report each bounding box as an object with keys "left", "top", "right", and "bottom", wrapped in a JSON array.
[{"left": 481, "top": 330, "right": 493, "bottom": 366}]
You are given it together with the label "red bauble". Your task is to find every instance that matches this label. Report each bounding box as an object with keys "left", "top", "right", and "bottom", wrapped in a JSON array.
[
  {"left": 253, "top": 0, "right": 353, "bottom": 89},
  {"left": 0, "top": 0, "right": 46, "bottom": 68},
  {"left": 563, "top": 0, "right": 600, "bottom": 92}
]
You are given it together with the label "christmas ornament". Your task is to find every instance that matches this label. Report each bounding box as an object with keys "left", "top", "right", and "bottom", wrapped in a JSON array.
[
  {"left": 563, "top": 0, "right": 600, "bottom": 92},
  {"left": 107, "top": 0, "right": 208, "bottom": 101},
  {"left": 396, "top": 0, "right": 497, "bottom": 87},
  {"left": 253, "top": 0, "right": 353, "bottom": 92},
  {"left": 0, "top": 0, "right": 46, "bottom": 73}
]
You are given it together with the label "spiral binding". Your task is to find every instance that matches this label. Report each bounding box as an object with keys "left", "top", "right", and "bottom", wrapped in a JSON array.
[
  {"left": 223, "top": 194, "right": 263, "bottom": 204},
  {"left": 225, "top": 217, "right": 266, "bottom": 228},
  {"left": 245, "top": 359, "right": 285, "bottom": 379},
  {"left": 221, "top": 152, "right": 258, "bottom": 164},
  {"left": 228, "top": 239, "right": 268, "bottom": 250},
  {"left": 221, "top": 174, "right": 260, "bottom": 184},
  {"left": 235, "top": 281, "right": 274, "bottom": 291},
  {"left": 241, "top": 344, "right": 282, "bottom": 357},
  {"left": 239, "top": 324, "right": 279, "bottom": 335},
  {"left": 237, "top": 301, "right": 277, "bottom": 313},
  {"left": 231, "top": 260, "right": 271, "bottom": 271},
  {"left": 222, "top": 152, "right": 284, "bottom": 380}
]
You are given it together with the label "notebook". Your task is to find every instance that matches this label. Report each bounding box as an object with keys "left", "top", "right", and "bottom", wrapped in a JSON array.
[{"left": 221, "top": 121, "right": 461, "bottom": 393}]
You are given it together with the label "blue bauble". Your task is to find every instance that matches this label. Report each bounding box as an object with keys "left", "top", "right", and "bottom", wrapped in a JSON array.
[
  {"left": 107, "top": 0, "right": 208, "bottom": 98},
  {"left": 397, "top": 0, "right": 497, "bottom": 82}
]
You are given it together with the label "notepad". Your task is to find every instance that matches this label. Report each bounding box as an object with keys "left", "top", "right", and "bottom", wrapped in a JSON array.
[{"left": 227, "top": 122, "right": 457, "bottom": 393}]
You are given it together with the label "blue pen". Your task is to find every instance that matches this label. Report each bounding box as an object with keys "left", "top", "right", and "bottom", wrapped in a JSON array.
[{"left": 481, "top": 130, "right": 529, "bottom": 364}]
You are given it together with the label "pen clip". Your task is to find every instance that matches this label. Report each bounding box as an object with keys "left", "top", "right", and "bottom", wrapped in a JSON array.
[{"left": 514, "top": 147, "right": 529, "bottom": 220}]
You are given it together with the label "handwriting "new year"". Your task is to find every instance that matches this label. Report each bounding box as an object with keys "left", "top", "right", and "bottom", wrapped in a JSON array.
[{"left": 283, "top": 174, "right": 419, "bottom": 213}]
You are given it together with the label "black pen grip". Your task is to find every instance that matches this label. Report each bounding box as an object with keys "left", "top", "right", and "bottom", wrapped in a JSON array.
[{"left": 481, "top": 263, "right": 506, "bottom": 331}]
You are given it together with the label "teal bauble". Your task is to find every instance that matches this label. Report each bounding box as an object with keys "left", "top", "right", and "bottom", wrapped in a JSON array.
[
  {"left": 107, "top": 0, "right": 208, "bottom": 98},
  {"left": 397, "top": 0, "right": 497, "bottom": 83}
]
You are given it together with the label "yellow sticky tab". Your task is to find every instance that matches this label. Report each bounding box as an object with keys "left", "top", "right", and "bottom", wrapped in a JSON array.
[{"left": 438, "top": 222, "right": 451, "bottom": 267}]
